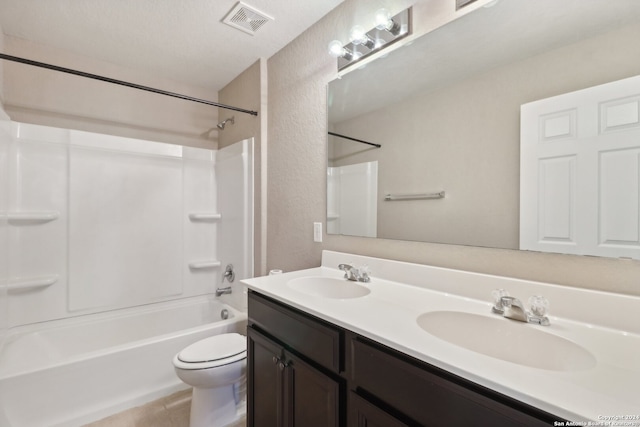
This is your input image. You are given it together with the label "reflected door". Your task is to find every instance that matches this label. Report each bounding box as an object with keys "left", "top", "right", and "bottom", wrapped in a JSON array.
[{"left": 521, "top": 75, "right": 640, "bottom": 259}]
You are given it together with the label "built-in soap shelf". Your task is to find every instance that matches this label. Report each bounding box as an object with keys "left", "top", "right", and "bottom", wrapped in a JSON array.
[
  {"left": 188, "top": 260, "right": 221, "bottom": 270},
  {"left": 7, "top": 275, "right": 59, "bottom": 293},
  {"left": 188, "top": 212, "right": 221, "bottom": 221},
  {"left": 5, "top": 211, "right": 60, "bottom": 224}
]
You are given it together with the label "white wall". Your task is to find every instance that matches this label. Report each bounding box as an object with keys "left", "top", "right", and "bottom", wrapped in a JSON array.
[
  {"left": 266, "top": 0, "right": 640, "bottom": 296},
  {"left": 0, "top": 120, "right": 9, "bottom": 348},
  {"left": 0, "top": 22, "right": 9, "bottom": 353}
]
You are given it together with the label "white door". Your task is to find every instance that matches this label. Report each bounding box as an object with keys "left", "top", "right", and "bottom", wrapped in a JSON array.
[{"left": 521, "top": 75, "right": 640, "bottom": 259}]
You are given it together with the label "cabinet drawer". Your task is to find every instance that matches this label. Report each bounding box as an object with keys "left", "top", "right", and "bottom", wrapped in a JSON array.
[
  {"left": 349, "top": 392, "right": 408, "bottom": 427},
  {"left": 248, "top": 291, "right": 342, "bottom": 373},
  {"left": 351, "top": 337, "right": 554, "bottom": 426}
]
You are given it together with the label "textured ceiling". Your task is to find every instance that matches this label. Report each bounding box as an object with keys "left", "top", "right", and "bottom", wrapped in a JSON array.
[{"left": 0, "top": 0, "right": 344, "bottom": 91}]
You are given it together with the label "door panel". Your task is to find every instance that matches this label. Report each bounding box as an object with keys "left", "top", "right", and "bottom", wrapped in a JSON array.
[{"left": 521, "top": 75, "right": 640, "bottom": 259}]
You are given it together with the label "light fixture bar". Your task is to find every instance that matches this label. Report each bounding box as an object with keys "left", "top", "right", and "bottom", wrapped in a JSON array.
[{"left": 333, "top": 7, "right": 412, "bottom": 71}]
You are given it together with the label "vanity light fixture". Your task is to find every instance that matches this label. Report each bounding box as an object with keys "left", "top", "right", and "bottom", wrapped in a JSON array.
[{"left": 328, "top": 7, "right": 412, "bottom": 71}]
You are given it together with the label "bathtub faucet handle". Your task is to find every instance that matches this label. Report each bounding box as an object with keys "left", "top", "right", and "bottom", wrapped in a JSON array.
[{"left": 222, "top": 264, "right": 235, "bottom": 283}]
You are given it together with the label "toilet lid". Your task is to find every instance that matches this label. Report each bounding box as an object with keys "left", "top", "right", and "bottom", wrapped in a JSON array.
[{"left": 178, "top": 333, "right": 246, "bottom": 363}]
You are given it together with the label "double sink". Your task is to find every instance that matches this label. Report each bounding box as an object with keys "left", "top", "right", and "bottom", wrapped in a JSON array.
[{"left": 287, "top": 275, "right": 595, "bottom": 372}]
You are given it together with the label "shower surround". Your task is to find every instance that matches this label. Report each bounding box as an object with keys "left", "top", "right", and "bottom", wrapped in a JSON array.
[{"left": 0, "top": 121, "right": 253, "bottom": 426}]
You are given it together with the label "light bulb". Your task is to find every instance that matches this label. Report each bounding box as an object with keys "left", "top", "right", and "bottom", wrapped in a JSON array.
[
  {"left": 327, "top": 40, "right": 353, "bottom": 60},
  {"left": 349, "top": 25, "right": 367, "bottom": 45},
  {"left": 349, "top": 25, "right": 375, "bottom": 49},
  {"left": 375, "top": 8, "right": 392, "bottom": 30},
  {"left": 374, "top": 8, "right": 401, "bottom": 35},
  {"left": 328, "top": 40, "right": 344, "bottom": 58}
]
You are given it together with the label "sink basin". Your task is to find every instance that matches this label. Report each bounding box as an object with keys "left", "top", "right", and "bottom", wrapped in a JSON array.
[
  {"left": 287, "top": 276, "right": 371, "bottom": 299},
  {"left": 416, "top": 311, "right": 596, "bottom": 371}
]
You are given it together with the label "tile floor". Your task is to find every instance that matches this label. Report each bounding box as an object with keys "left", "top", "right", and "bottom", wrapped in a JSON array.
[{"left": 84, "top": 389, "right": 246, "bottom": 427}]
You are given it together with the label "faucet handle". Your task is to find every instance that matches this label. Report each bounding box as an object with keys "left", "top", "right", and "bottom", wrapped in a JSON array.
[
  {"left": 357, "top": 264, "right": 371, "bottom": 283},
  {"left": 528, "top": 295, "right": 549, "bottom": 317},
  {"left": 491, "top": 289, "right": 509, "bottom": 314}
]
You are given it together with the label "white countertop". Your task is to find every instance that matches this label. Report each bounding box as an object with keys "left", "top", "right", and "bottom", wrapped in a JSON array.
[{"left": 242, "top": 251, "right": 640, "bottom": 423}]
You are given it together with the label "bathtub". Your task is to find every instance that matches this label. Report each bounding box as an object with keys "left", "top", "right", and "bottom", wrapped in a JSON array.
[{"left": 0, "top": 296, "right": 247, "bottom": 427}]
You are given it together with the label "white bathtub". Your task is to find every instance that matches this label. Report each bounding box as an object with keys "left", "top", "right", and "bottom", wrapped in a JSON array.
[{"left": 0, "top": 296, "right": 247, "bottom": 427}]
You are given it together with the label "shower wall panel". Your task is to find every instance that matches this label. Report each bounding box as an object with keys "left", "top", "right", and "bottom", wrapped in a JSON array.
[
  {"left": 7, "top": 124, "right": 69, "bottom": 327},
  {"left": 0, "top": 120, "right": 10, "bottom": 349},
  {"left": 5, "top": 122, "right": 225, "bottom": 327},
  {"left": 68, "top": 134, "right": 183, "bottom": 311},
  {"left": 183, "top": 146, "right": 219, "bottom": 296},
  {"left": 216, "top": 139, "right": 254, "bottom": 311}
]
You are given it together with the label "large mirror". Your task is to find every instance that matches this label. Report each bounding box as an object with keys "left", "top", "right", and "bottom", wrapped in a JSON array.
[{"left": 327, "top": 0, "right": 640, "bottom": 258}]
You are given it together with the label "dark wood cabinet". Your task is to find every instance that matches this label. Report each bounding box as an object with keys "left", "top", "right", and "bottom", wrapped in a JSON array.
[
  {"left": 247, "top": 326, "right": 285, "bottom": 426},
  {"left": 247, "top": 326, "right": 341, "bottom": 427},
  {"left": 350, "top": 336, "right": 554, "bottom": 426},
  {"left": 247, "top": 292, "right": 344, "bottom": 427},
  {"left": 349, "top": 392, "right": 409, "bottom": 427},
  {"left": 284, "top": 350, "right": 340, "bottom": 427},
  {"left": 247, "top": 290, "right": 560, "bottom": 427}
]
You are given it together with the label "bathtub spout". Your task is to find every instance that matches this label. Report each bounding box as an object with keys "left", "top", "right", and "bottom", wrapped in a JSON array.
[{"left": 216, "top": 287, "right": 232, "bottom": 297}]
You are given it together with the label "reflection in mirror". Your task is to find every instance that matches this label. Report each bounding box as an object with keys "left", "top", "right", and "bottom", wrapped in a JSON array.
[{"left": 327, "top": 0, "right": 640, "bottom": 259}]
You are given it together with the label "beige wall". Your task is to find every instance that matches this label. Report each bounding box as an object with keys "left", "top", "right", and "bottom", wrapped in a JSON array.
[
  {"left": 267, "top": 0, "right": 640, "bottom": 296},
  {"left": 2, "top": 36, "right": 218, "bottom": 148},
  {"left": 331, "top": 23, "right": 640, "bottom": 249},
  {"left": 219, "top": 59, "right": 268, "bottom": 276}
]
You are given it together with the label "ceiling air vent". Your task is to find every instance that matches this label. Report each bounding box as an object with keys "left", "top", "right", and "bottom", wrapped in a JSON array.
[{"left": 222, "top": 2, "right": 273, "bottom": 35}]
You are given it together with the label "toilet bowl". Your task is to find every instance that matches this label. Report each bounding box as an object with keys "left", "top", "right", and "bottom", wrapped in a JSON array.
[{"left": 173, "top": 333, "right": 247, "bottom": 427}]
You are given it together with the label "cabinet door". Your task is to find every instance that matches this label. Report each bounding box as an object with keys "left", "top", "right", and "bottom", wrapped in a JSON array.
[
  {"left": 248, "top": 326, "right": 285, "bottom": 427},
  {"left": 349, "top": 392, "right": 408, "bottom": 427},
  {"left": 284, "top": 350, "right": 341, "bottom": 427}
]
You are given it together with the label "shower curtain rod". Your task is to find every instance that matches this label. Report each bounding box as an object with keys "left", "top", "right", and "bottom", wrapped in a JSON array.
[
  {"left": 328, "top": 131, "right": 381, "bottom": 148},
  {"left": 0, "top": 53, "right": 258, "bottom": 116}
]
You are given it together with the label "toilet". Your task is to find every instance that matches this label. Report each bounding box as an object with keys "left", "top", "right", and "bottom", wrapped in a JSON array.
[{"left": 173, "top": 333, "right": 247, "bottom": 427}]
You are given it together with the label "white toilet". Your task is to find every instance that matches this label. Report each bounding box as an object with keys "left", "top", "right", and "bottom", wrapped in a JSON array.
[{"left": 173, "top": 333, "right": 247, "bottom": 427}]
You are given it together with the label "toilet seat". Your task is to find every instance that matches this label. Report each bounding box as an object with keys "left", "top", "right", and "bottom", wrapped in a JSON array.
[{"left": 174, "top": 333, "right": 247, "bottom": 370}]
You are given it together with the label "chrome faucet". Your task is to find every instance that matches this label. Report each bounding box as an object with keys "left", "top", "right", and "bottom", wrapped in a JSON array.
[
  {"left": 338, "top": 263, "right": 370, "bottom": 283},
  {"left": 492, "top": 290, "right": 550, "bottom": 326},
  {"left": 216, "top": 264, "right": 235, "bottom": 297},
  {"left": 216, "top": 287, "right": 232, "bottom": 297},
  {"left": 498, "top": 296, "right": 528, "bottom": 322},
  {"left": 222, "top": 264, "right": 235, "bottom": 283}
]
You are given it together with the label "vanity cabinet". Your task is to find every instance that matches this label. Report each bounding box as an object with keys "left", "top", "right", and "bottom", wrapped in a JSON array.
[
  {"left": 247, "top": 290, "right": 559, "bottom": 427},
  {"left": 247, "top": 291, "right": 344, "bottom": 427}
]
